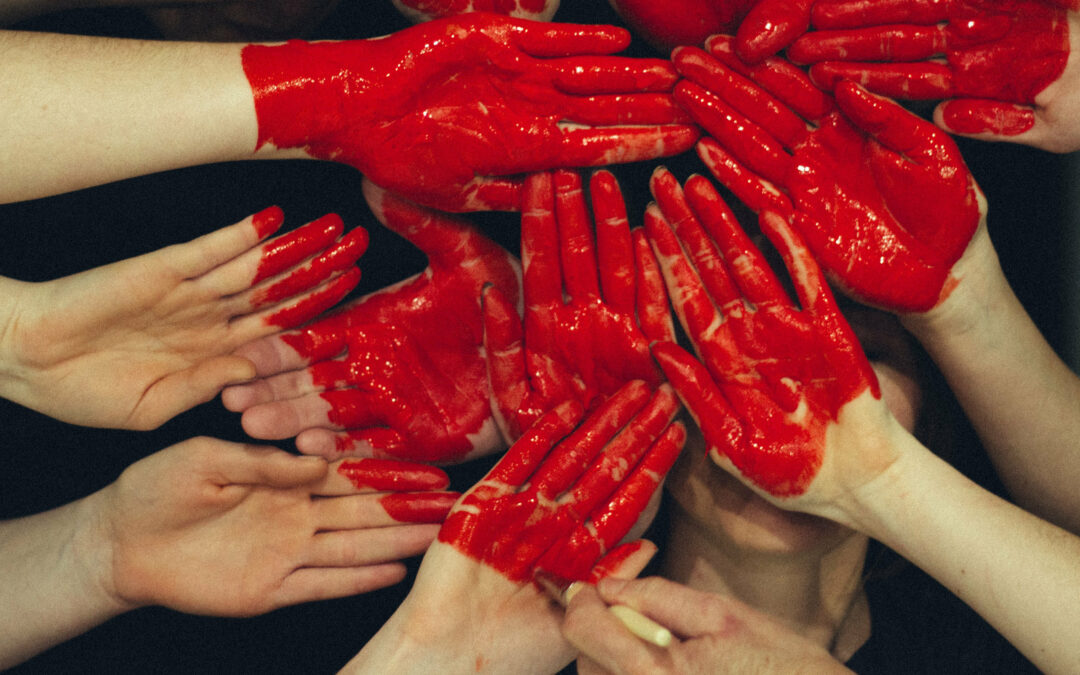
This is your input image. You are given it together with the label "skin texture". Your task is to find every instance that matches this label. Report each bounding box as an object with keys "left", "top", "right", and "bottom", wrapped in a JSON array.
[
  {"left": 645, "top": 169, "right": 882, "bottom": 500},
  {"left": 564, "top": 577, "right": 853, "bottom": 674},
  {"left": 786, "top": 0, "right": 1080, "bottom": 150},
  {"left": 223, "top": 179, "right": 521, "bottom": 464},
  {"left": 673, "top": 36, "right": 982, "bottom": 313},
  {"left": 240, "top": 13, "right": 700, "bottom": 212},
  {"left": 342, "top": 381, "right": 685, "bottom": 674},
  {"left": 0, "top": 208, "right": 363, "bottom": 430},
  {"left": 392, "top": 0, "right": 560, "bottom": 23},
  {"left": 0, "top": 438, "right": 455, "bottom": 669},
  {"left": 483, "top": 169, "right": 675, "bottom": 443}
]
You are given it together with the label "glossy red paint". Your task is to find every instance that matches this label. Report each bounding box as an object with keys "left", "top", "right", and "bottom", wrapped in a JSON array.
[
  {"left": 253, "top": 226, "right": 368, "bottom": 307},
  {"left": 263, "top": 267, "right": 360, "bottom": 328},
  {"left": 379, "top": 493, "right": 460, "bottom": 523},
  {"left": 250, "top": 205, "right": 284, "bottom": 239},
  {"left": 646, "top": 170, "right": 879, "bottom": 497},
  {"left": 608, "top": 0, "right": 757, "bottom": 51},
  {"left": 241, "top": 14, "right": 698, "bottom": 212},
  {"left": 673, "top": 40, "right": 980, "bottom": 313},
  {"left": 253, "top": 214, "right": 342, "bottom": 285},
  {"left": 438, "top": 383, "right": 683, "bottom": 583},
  {"left": 940, "top": 98, "right": 1036, "bottom": 135},
  {"left": 336, "top": 458, "right": 451, "bottom": 491}
]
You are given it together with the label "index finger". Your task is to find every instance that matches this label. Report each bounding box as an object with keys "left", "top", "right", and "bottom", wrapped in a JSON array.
[{"left": 510, "top": 21, "right": 631, "bottom": 57}]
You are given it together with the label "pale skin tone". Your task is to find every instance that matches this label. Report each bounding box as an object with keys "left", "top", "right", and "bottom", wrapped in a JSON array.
[
  {"left": 0, "top": 437, "right": 446, "bottom": 670},
  {"left": 0, "top": 209, "right": 360, "bottom": 430}
]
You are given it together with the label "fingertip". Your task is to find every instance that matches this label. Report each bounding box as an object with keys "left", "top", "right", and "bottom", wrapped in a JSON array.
[{"left": 251, "top": 205, "right": 284, "bottom": 240}]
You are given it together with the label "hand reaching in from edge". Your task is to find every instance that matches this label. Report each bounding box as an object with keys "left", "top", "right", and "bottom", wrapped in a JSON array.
[
  {"left": 223, "top": 179, "right": 521, "bottom": 465},
  {"left": 786, "top": 0, "right": 1080, "bottom": 151},
  {"left": 673, "top": 37, "right": 984, "bottom": 313},
  {"left": 0, "top": 207, "right": 364, "bottom": 430},
  {"left": 342, "top": 381, "right": 686, "bottom": 674},
  {"left": 98, "top": 437, "right": 457, "bottom": 616},
  {"left": 392, "top": 0, "right": 560, "bottom": 23},
  {"left": 646, "top": 169, "right": 903, "bottom": 519},
  {"left": 482, "top": 169, "right": 674, "bottom": 444},
  {"left": 564, "top": 577, "right": 853, "bottom": 674},
  {"left": 241, "top": 13, "right": 700, "bottom": 212}
]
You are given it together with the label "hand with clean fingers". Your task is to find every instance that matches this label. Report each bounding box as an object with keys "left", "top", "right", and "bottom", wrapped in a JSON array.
[
  {"left": 0, "top": 207, "right": 364, "bottom": 430},
  {"left": 241, "top": 13, "right": 700, "bottom": 212},
  {"left": 342, "top": 380, "right": 686, "bottom": 674},
  {"left": 98, "top": 437, "right": 457, "bottom": 617},
  {"left": 223, "top": 179, "right": 521, "bottom": 465},
  {"left": 392, "top": 0, "right": 560, "bottom": 23},
  {"left": 673, "top": 37, "right": 984, "bottom": 313},
  {"left": 564, "top": 576, "right": 853, "bottom": 674},
  {"left": 786, "top": 0, "right": 1080, "bottom": 151},
  {"left": 645, "top": 169, "right": 903, "bottom": 516},
  {"left": 482, "top": 169, "right": 674, "bottom": 444}
]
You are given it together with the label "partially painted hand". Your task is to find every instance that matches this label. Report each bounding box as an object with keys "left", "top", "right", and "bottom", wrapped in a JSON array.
[
  {"left": 241, "top": 13, "right": 699, "bottom": 212},
  {"left": 482, "top": 169, "right": 674, "bottom": 444},
  {"left": 646, "top": 170, "right": 895, "bottom": 513},
  {"left": 343, "top": 381, "right": 685, "bottom": 674},
  {"left": 222, "top": 180, "right": 521, "bottom": 465},
  {"left": 673, "top": 37, "right": 983, "bottom": 313},
  {"left": 787, "top": 0, "right": 1080, "bottom": 150},
  {"left": 392, "top": 0, "right": 560, "bottom": 23}
]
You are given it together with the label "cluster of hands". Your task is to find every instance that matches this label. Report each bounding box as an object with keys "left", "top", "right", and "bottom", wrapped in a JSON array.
[{"left": 5, "top": 0, "right": 1080, "bottom": 672}]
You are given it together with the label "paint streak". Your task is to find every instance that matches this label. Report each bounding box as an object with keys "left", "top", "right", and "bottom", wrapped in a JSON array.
[
  {"left": 253, "top": 213, "right": 342, "bottom": 285},
  {"left": 336, "top": 458, "right": 451, "bottom": 491},
  {"left": 941, "top": 98, "right": 1035, "bottom": 136},
  {"left": 253, "top": 226, "right": 368, "bottom": 306},
  {"left": 379, "top": 492, "right": 460, "bottom": 523},
  {"left": 251, "top": 205, "right": 284, "bottom": 239}
]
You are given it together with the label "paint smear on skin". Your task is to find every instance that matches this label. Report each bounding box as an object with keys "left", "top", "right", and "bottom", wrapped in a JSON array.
[
  {"left": 253, "top": 226, "right": 368, "bottom": 307},
  {"left": 254, "top": 213, "right": 343, "bottom": 284},
  {"left": 264, "top": 267, "right": 360, "bottom": 328},
  {"left": 379, "top": 492, "right": 460, "bottom": 523},
  {"left": 251, "top": 205, "right": 284, "bottom": 239},
  {"left": 337, "top": 457, "right": 450, "bottom": 491},
  {"left": 941, "top": 99, "right": 1035, "bottom": 136}
]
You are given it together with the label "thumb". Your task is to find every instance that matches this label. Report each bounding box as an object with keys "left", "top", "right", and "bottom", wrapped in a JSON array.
[
  {"left": 135, "top": 356, "right": 256, "bottom": 429},
  {"left": 213, "top": 443, "right": 329, "bottom": 488}
]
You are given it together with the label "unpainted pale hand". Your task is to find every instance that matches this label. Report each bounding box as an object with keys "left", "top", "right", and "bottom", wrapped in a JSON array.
[
  {"left": 483, "top": 169, "right": 674, "bottom": 443},
  {"left": 344, "top": 380, "right": 685, "bottom": 674},
  {"left": 645, "top": 169, "right": 902, "bottom": 518},
  {"left": 565, "top": 576, "right": 853, "bottom": 674},
  {"left": 0, "top": 207, "right": 364, "bottom": 430},
  {"left": 673, "top": 37, "right": 983, "bottom": 313},
  {"left": 786, "top": 0, "right": 1080, "bottom": 151},
  {"left": 223, "top": 179, "right": 521, "bottom": 464},
  {"left": 98, "top": 436, "right": 457, "bottom": 616},
  {"left": 241, "top": 13, "right": 700, "bottom": 212}
]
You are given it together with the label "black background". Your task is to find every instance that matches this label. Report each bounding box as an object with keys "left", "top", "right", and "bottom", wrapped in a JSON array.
[{"left": 1, "top": 2, "right": 1071, "bottom": 672}]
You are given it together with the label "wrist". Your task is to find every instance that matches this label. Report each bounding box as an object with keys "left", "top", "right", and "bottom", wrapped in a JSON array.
[
  {"left": 76, "top": 487, "right": 143, "bottom": 616},
  {"left": 0, "top": 277, "right": 40, "bottom": 406}
]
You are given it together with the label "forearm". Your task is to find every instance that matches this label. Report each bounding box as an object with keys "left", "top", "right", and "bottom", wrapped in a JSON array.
[
  {"left": 0, "top": 29, "right": 291, "bottom": 204},
  {"left": 902, "top": 229, "right": 1080, "bottom": 532},
  {"left": 849, "top": 437, "right": 1080, "bottom": 675},
  {"left": 0, "top": 490, "right": 129, "bottom": 669}
]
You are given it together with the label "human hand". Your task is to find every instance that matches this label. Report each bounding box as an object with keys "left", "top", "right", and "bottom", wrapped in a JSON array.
[
  {"left": 0, "top": 207, "right": 364, "bottom": 430},
  {"left": 482, "top": 169, "right": 674, "bottom": 443},
  {"left": 673, "top": 37, "right": 984, "bottom": 313},
  {"left": 241, "top": 13, "right": 700, "bottom": 212},
  {"left": 392, "top": 0, "right": 559, "bottom": 23},
  {"left": 645, "top": 169, "right": 907, "bottom": 521},
  {"left": 606, "top": 0, "right": 759, "bottom": 52},
  {"left": 343, "top": 381, "right": 685, "bottom": 674},
  {"left": 564, "top": 576, "right": 853, "bottom": 674},
  {"left": 95, "top": 436, "right": 456, "bottom": 616},
  {"left": 786, "top": 0, "right": 1080, "bottom": 151},
  {"left": 223, "top": 179, "right": 521, "bottom": 464}
]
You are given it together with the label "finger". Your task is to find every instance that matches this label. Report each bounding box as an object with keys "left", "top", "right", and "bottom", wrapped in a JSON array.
[
  {"left": 935, "top": 98, "right": 1036, "bottom": 140},
  {"left": 361, "top": 178, "right": 489, "bottom": 269},
  {"left": 522, "top": 171, "right": 563, "bottom": 307},
  {"left": 756, "top": 210, "right": 836, "bottom": 317},
  {"left": 296, "top": 427, "right": 409, "bottom": 460},
  {"left": 555, "top": 124, "right": 701, "bottom": 169},
  {"left": 543, "top": 56, "right": 679, "bottom": 94},
  {"left": 632, "top": 229, "right": 675, "bottom": 344},
  {"left": 588, "top": 539, "right": 658, "bottom": 583},
  {"left": 643, "top": 203, "right": 726, "bottom": 356},
  {"left": 483, "top": 398, "right": 584, "bottom": 488},
  {"left": 138, "top": 355, "right": 257, "bottom": 428},
  {"left": 481, "top": 283, "right": 529, "bottom": 441},
  {"left": 323, "top": 457, "right": 451, "bottom": 494},
  {"left": 313, "top": 492, "right": 458, "bottom": 529},
  {"left": 596, "top": 575, "right": 742, "bottom": 638},
  {"left": 673, "top": 45, "right": 810, "bottom": 151},
  {"left": 809, "top": 60, "right": 953, "bottom": 99},
  {"left": 683, "top": 174, "right": 789, "bottom": 306},
  {"left": 558, "top": 93, "right": 695, "bottom": 128},
  {"left": 511, "top": 21, "right": 630, "bottom": 57},
  {"left": 530, "top": 380, "right": 653, "bottom": 498},
  {"left": 561, "top": 582, "right": 665, "bottom": 673},
  {"left": 554, "top": 169, "right": 601, "bottom": 302},
  {"left": 448, "top": 174, "right": 525, "bottom": 212},
  {"left": 206, "top": 443, "right": 329, "bottom": 488},
  {"left": 591, "top": 170, "right": 636, "bottom": 316},
  {"left": 834, "top": 80, "right": 955, "bottom": 164},
  {"left": 702, "top": 35, "right": 836, "bottom": 123},
  {"left": 166, "top": 205, "right": 284, "bottom": 280},
  {"left": 240, "top": 394, "right": 335, "bottom": 440},
  {"left": 248, "top": 226, "right": 368, "bottom": 311},
  {"left": 735, "top": 0, "right": 815, "bottom": 63},
  {"left": 811, "top": 0, "right": 951, "bottom": 29},
  {"left": 273, "top": 564, "right": 408, "bottom": 608},
  {"left": 788, "top": 25, "right": 947, "bottom": 64},
  {"left": 673, "top": 81, "right": 791, "bottom": 187},
  {"left": 695, "top": 138, "right": 793, "bottom": 218},
  {"left": 221, "top": 366, "right": 321, "bottom": 413},
  {"left": 258, "top": 267, "right": 362, "bottom": 330},
  {"left": 305, "top": 523, "right": 442, "bottom": 567},
  {"left": 650, "top": 341, "right": 740, "bottom": 450}
]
